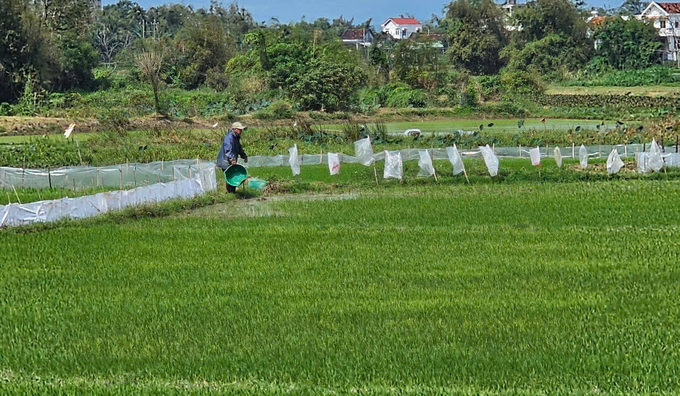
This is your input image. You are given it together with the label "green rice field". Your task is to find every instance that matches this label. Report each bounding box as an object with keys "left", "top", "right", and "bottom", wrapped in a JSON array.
[
  {"left": 0, "top": 132, "right": 96, "bottom": 144},
  {"left": 2, "top": 179, "right": 680, "bottom": 395},
  {"left": 326, "top": 119, "right": 618, "bottom": 135}
]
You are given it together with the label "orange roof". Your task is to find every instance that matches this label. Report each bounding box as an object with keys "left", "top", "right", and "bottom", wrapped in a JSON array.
[
  {"left": 658, "top": 2, "right": 680, "bottom": 13},
  {"left": 387, "top": 18, "right": 421, "bottom": 25},
  {"left": 589, "top": 16, "right": 605, "bottom": 25}
]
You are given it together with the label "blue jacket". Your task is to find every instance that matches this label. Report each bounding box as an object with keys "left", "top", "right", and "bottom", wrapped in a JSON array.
[{"left": 216, "top": 130, "right": 247, "bottom": 169}]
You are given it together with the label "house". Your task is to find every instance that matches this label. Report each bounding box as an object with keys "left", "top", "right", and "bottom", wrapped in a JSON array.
[
  {"left": 341, "top": 28, "right": 374, "bottom": 49},
  {"left": 500, "top": 0, "right": 527, "bottom": 17},
  {"left": 500, "top": 0, "right": 528, "bottom": 31},
  {"left": 638, "top": 1, "right": 680, "bottom": 61},
  {"left": 381, "top": 17, "right": 422, "bottom": 40}
]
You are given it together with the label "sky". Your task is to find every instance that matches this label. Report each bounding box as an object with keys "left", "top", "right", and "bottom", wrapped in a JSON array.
[{"left": 102, "top": 0, "right": 625, "bottom": 24}]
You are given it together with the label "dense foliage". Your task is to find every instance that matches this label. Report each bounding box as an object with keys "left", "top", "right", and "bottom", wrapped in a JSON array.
[{"left": 0, "top": 0, "right": 678, "bottom": 117}]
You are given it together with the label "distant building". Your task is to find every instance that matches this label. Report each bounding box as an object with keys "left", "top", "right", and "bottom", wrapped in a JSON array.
[
  {"left": 381, "top": 18, "right": 422, "bottom": 40},
  {"left": 638, "top": 1, "right": 680, "bottom": 62},
  {"left": 500, "top": 0, "right": 527, "bottom": 17},
  {"left": 500, "top": 0, "right": 528, "bottom": 31},
  {"left": 341, "top": 28, "right": 374, "bottom": 49}
]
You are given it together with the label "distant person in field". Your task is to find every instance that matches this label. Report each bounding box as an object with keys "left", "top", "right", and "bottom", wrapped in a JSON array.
[{"left": 216, "top": 122, "right": 248, "bottom": 193}]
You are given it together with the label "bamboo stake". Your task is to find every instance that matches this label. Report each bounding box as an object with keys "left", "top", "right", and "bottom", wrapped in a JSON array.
[
  {"left": 11, "top": 185, "right": 21, "bottom": 204},
  {"left": 76, "top": 138, "right": 83, "bottom": 165},
  {"left": 119, "top": 166, "right": 123, "bottom": 190}
]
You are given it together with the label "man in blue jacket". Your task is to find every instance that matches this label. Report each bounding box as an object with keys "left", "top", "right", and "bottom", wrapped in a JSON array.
[{"left": 216, "top": 122, "right": 248, "bottom": 193}]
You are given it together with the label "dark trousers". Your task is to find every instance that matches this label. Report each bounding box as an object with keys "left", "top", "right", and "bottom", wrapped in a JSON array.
[{"left": 226, "top": 183, "right": 236, "bottom": 193}]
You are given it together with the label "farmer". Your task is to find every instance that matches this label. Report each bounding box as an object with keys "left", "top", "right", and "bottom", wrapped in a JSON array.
[{"left": 216, "top": 122, "right": 248, "bottom": 193}]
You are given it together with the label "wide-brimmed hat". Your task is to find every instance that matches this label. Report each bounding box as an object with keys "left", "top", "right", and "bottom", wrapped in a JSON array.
[{"left": 231, "top": 122, "right": 246, "bottom": 130}]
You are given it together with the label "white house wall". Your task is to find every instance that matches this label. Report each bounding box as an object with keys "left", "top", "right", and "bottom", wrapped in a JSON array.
[{"left": 381, "top": 20, "right": 422, "bottom": 39}]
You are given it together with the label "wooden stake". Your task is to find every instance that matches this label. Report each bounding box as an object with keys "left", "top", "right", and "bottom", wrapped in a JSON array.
[
  {"left": 519, "top": 144, "right": 522, "bottom": 157},
  {"left": 372, "top": 163, "right": 379, "bottom": 185},
  {"left": 572, "top": 143, "right": 575, "bottom": 158},
  {"left": 11, "top": 185, "right": 21, "bottom": 204},
  {"left": 463, "top": 169, "right": 470, "bottom": 184},
  {"left": 76, "top": 138, "right": 83, "bottom": 165},
  {"left": 48, "top": 167, "right": 52, "bottom": 190},
  {"left": 119, "top": 166, "right": 123, "bottom": 190},
  {"left": 133, "top": 166, "right": 137, "bottom": 187}
]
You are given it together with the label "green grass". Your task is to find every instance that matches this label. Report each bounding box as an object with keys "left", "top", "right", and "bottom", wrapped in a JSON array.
[
  {"left": 2, "top": 179, "right": 680, "bottom": 395},
  {"left": 325, "top": 119, "right": 613, "bottom": 135},
  {"left": 0, "top": 133, "right": 96, "bottom": 144},
  {"left": 547, "top": 85, "right": 680, "bottom": 97}
]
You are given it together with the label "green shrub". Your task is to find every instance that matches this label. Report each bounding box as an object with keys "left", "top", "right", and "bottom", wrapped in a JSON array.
[
  {"left": 0, "top": 102, "right": 13, "bottom": 116},
  {"left": 500, "top": 70, "right": 544, "bottom": 95},
  {"left": 476, "top": 75, "right": 502, "bottom": 101}
]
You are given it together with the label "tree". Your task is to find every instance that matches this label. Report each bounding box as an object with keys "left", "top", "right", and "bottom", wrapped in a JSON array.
[
  {"left": 136, "top": 47, "right": 164, "bottom": 114},
  {"left": 95, "top": 0, "right": 147, "bottom": 62},
  {"left": 592, "top": 17, "right": 662, "bottom": 69},
  {"left": 508, "top": 0, "right": 593, "bottom": 73},
  {"left": 290, "top": 58, "right": 364, "bottom": 111},
  {"left": 619, "top": 0, "right": 648, "bottom": 15},
  {"left": 445, "top": 0, "right": 507, "bottom": 75}
]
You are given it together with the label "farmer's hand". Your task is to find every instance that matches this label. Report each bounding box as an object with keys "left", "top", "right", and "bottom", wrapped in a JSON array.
[
  {"left": 244, "top": 156, "right": 248, "bottom": 164},
  {"left": 230, "top": 159, "right": 237, "bottom": 165}
]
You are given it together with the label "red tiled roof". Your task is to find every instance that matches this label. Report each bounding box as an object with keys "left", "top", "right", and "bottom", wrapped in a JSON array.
[
  {"left": 341, "top": 29, "right": 365, "bottom": 40},
  {"left": 658, "top": 2, "right": 680, "bottom": 13},
  {"left": 387, "top": 17, "right": 421, "bottom": 25},
  {"left": 589, "top": 16, "right": 605, "bottom": 25}
]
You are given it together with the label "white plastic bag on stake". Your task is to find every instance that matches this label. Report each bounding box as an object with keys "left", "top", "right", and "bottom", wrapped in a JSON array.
[
  {"left": 648, "top": 139, "right": 664, "bottom": 172},
  {"left": 383, "top": 151, "right": 403, "bottom": 180},
  {"left": 446, "top": 145, "right": 465, "bottom": 175},
  {"left": 636, "top": 152, "right": 650, "bottom": 173},
  {"left": 606, "top": 148, "right": 624, "bottom": 174},
  {"left": 288, "top": 145, "right": 300, "bottom": 176},
  {"left": 530, "top": 147, "right": 541, "bottom": 166},
  {"left": 554, "top": 146, "right": 563, "bottom": 168},
  {"left": 579, "top": 145, "right": 588, "bottom": 169},
  {"left": 328, "top": 153, "right": 341, "bottom": 175},
  {"left": 479, "top": 145, "right": 499, "bottom": 177},
  {"left": 354, "top": 137, "right": 374, "bottom": 166},
  {"left": 417, "top": 150, "right": 436, "bottom": 177}
]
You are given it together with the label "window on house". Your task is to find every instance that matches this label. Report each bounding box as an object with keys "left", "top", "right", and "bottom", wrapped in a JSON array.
[{"left": 660, "top": 20, "right": 666, "bottom": 28}]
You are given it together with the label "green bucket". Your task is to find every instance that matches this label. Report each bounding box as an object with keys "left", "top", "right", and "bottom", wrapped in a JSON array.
[{"left": 224, "top": 164, "right": 249, "bottom": 187}]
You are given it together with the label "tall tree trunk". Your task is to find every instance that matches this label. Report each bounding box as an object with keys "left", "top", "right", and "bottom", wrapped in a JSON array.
[{"left": 152, "top": 83, "right": 161, "bottom": 115}]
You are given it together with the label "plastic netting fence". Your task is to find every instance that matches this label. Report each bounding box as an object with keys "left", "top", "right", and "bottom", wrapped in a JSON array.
[
  {"left": 0, "top": 164, "right": 217, "bottom": 228},
  {"left": 236, "top": 143, "right": 680, "bottom": 168},
  {"left": 0, "top": 160, "right": 216, "bottom": 191}
]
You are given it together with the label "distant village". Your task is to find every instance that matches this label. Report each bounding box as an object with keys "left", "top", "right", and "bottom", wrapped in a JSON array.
[{"left": 341, "top": 1, "right": 680, "bottom": 62}]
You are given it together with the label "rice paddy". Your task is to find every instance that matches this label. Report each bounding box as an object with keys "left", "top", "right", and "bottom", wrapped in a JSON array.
[{"left": 2, "top": 179, "right": 680, "bottom": 395}]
